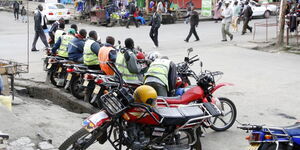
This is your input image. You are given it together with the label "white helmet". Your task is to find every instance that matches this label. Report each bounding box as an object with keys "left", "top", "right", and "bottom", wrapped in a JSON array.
[{"left": 146, "top": 51, "right": 161, "bottom": 62}]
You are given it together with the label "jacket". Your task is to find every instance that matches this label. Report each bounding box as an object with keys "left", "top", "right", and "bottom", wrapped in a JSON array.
[
  {"left": 241, "top": 5, "right": 253, "bottom": 18},
  {"left": 67, "top": 36, "right": 85, "bottom": 61},
  {"left": 13, "top": 2, "right": 19, "bottom": 10},
  {"left": 116, "top": 50, "right": 141, "bottom": 82},
  {"left": 184, "top": 10, "right": 199, "bottom": 26},
  {"left": 221, "top": 7, "right": 232, "bottom": 24},
  {"left": 83, "top": 39, "right": 100, "bottom": 65},
  {"left": 21, "top": 8, "right": 26, "bottom": 16},
  {"left": 34, "top": 10, "right": 46, "bottom": 31},
  {"left": 150, "top": 12, "right": 161, "bottom": 28}
]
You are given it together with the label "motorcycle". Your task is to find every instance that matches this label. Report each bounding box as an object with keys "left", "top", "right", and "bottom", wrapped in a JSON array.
[
  {"left": 46, "top": 56, "right": 72, "bottom": 87},
  {"left": 59, "top": 63, "right": 222, "bottom": 150},
  {"left": 156, "top": 48, "right": 237, "bottom": 132},
  {"left": 238, "top": 122, "right": 300, "bottom": 150}
]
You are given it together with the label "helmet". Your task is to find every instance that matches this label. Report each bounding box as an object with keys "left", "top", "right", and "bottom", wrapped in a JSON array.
[
  {"left": 133, "top": 85, "right": 157, "bottom": 106},
  {"left": 136, "top": 52, "right": 145, "bottom": 60},
  {"left": 146, "top": 51, "right": 160, "bottom": 62}
]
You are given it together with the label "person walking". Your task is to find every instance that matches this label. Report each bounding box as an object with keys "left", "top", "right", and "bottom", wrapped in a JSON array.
[
  {"left": 13, "top": 1, "right": 19, "bottom": 20},
  {"left": 231, "top": 1, "right": 240, "bottom": 32},
  {"left": 183, "top": 7, "right": 200, "bottom": 42},
  {"left": 126, "top": 1, "right": 139, "bottom": 28},
  {"left": 20, "top": 6, "right": 27, "bottom": 23},
  {"left": 221, "top": 1, "right": 233, "bottom": 42},
  {"left": 149, "top": 7, "right": 161, "bottom": 48},
  {"left": 31, "top": 4, "right": 49, "bottom": 52},
  {"left": 240, "top": 1, "right": 253, "bottom": 35},
  {"left": 213, "top": 0, "right": 223, "bottom": 23}
]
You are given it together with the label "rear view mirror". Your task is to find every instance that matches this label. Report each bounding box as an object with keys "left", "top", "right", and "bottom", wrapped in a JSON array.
[
  {"left": 184, "top": 57, "right": 189, "bottom": 62},
  {"left": 187, "top": 48, "right": 193, "bottom": 53}
]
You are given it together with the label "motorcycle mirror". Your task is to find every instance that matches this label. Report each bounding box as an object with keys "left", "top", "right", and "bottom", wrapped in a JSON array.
[
  {"left": 184, "top": 57, "right": 189, "bottom": 62},
  {"left": 187, "top": 48, "right": 193, "bottom": 53}
]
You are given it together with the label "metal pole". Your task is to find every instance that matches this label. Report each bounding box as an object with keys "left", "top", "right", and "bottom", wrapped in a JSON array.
[
  {"left": 27, "top": 0, "right": 29, "bottom": 68},
  {"left": 265, "top": 4, "right": 268, "bottom": 42}
]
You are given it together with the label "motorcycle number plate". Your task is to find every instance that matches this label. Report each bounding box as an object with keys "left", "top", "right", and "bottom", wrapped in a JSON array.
[
  {"left": 93, "top": 85, "right": 101, "bottom": 94},
  {"left": 47, "top": 64, "right": 52, "bottom": 69},
  {"left": 83, "top": 81, "right": 89, "bottom": 87},
  {"left": 66, "top": 74, "right": 72, "bottom": 81},
  {"left": 248, "top": 144, "right": 260, "bottom": 150},
  {"left": 57, "top": 67, "right": 62, "bottom": 73}
]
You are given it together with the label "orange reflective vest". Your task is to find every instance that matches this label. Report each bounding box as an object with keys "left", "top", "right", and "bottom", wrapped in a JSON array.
[{"left": 98, "top": 46, "right": 115, "bottom": 75}]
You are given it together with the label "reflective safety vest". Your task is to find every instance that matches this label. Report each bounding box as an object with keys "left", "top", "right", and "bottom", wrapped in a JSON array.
[
  {"left": 115, "top": 51, "right": 139, "bottom": 82},
  {"left": 145, "top": 59, "right": 171, "bottom": 89},
  {"left": 54, "top": 29, "right": 64, "bottom": 43},
  {"left": 57, "top": 34, "right": 73, "bottom": 58},
  {"left": 83, "top": 39, "right": 99, "bottom": 66},
  {"left": 98, "top": 46, "right": 114, "bottom": 75}
]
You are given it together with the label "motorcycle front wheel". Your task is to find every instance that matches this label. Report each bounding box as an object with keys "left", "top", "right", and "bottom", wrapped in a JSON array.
[
  {"left": 59, "top": 128, "right": 103, "bottom": 150},
  {"left": 70, "top": 75, "right": 85, "bottom": 100},
  {"left": 210, "top": 97, "right": 237, "bottom": 131}
]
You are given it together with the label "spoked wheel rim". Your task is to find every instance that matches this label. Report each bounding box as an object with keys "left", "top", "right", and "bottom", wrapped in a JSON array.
[
  {"left": 210, "top": 97, "right": 237, "bottom": 131},
  {"left": 72, "top": 76, "right": 85, "bottom": 99}
]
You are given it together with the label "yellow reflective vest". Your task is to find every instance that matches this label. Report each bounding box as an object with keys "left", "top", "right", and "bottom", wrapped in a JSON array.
[
  {"left": 57, "top": 34, "right": 73, "bottom": 58},
  {"left": 83, "top": 39, "right": 99, "bottom": 66},
  {"left": 145, "top": 59, "right": 171, "bottom": 89},
  {"left": 116, "top": 51, "right": 140, "bottom": 82}
]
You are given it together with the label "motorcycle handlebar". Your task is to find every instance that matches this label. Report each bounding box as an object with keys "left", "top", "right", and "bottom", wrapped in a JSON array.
[
  {"left": 189, "top": 55, "right": 198, "bottom": 60},
  {"left": 189, "top": 58, "right": 199, "bottom": 64}
]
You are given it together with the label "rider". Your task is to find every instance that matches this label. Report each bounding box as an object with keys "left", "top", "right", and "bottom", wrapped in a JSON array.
[
  {"left": 98, "top": 36, "right": 117, "bottom": 75},
  {"left": 54, "top": 21, "right": 65, "bottom": 44},
  {"left": 83, "top": 30, "right": 101, "bottom": 70},
  {"left": 115, "top": 38, "right": 145, "bottom": 82},
  {"left": 49, "top": 17, "right": 64, "bottom": 46},
  {"left": 67, "top": 29, "right": 87, "bottom": 63},
  {"left": 144, "top": 54, "right": 177, "bottom": 96},
  {"left": 51, "top": 28, "right": 76, "bottom": 58}
]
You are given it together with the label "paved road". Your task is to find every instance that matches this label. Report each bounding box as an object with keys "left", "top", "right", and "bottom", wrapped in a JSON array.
[{"left": 1, "top": 11, "right": 300, "bottom": 150}]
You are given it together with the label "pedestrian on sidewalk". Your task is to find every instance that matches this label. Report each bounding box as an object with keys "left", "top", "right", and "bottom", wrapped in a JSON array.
[
  {"left": 126, "top": 1, "right": 139, "bottom": 28},
  {"left": 240, "top": 1, "right": 253, "bottom": 35},
  {"left": 221, "top": 1, "right": 233, "bottom": 42},
  {"left": 213, "top": 0, "right": 223, "bottom": 23},
  {"left": 183, "top": 7, "right": 200, "bottom": 42},
  {"left": 231, "top": 1, "right": 240, "bottom": 32},
  {"left": 31, "top": 4, "right": 49, "bottom": 52},
  {"left": 20, "top": 6, "right": 27, "bottom": 23},
  {"left": 13, "top": 1, "right": 20, "bottom": 20},
  {"left": 149, "top": 7, "right": 161, "bottom": 48}
]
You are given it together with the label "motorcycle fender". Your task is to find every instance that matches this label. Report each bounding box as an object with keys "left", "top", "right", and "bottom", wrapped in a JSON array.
[
  {"left": 82, "top": 111, "right": 111, "bottom": 133},
  {"left": 211, "top": 82, "right": 234, "bottom": 94}
]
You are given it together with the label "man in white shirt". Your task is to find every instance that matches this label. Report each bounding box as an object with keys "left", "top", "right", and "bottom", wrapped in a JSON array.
[{"left": 221, "top": 1, "right": 233, "bottom": 42}]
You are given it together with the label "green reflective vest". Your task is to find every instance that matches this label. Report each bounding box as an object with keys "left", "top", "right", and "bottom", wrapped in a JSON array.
[
  {"left": 116, "top": 51, "right": 139, "bottom": 82},
  {"left": 83, "top": 39, "right": 99, "bottom": 66},
  {"left": 55, "top": 29, "right": 64, "bottom": 43},
  {"left": 57, "top": 34, "right": 73, "bottom": 58},
  {"left": 145, "top": 59, "right": 171, "bottom": 89}
]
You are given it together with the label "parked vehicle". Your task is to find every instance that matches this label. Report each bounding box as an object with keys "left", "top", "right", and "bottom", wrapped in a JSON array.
[
  {"left": 42, "top": 3, "right": 71, "bottom": 24},
  {"left": 238, "top": 122, "right": 300, "bottom": 150},
  {"left": 157, "top": 48, "right": 237, "bottom": 132},
  {"left": 59, "top": 63, "right": 222, "bottom": 150},
  {"left": 46, "top": 56, "right": 71, "bottom": 87},
  {"left": 249, "top": 1, "right": 278, "bottom": 18}
]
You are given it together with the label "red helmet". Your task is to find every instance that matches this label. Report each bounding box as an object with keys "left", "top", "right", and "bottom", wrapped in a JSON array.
[
  {"left": 175, "top": 77, "right": 183, "bottom": 88},
  {"left": 136, "top": 52, "right": 145, "bottom": 60}
]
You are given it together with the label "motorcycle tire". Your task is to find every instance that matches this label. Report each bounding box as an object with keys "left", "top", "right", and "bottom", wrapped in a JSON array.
[
  {"left": 258, "top": 143, "right": 286, "bottom": 150},
  {"left": 191, "top": 128, "right": 202, "bottom": 150},
  {"left": 70, "top": 75, "right": 85, "bottom": 100},
  {"left": 210, "top": 97, "right": 237, "bottom": 132},
  {"left": 49, "top": 71, "right": 59, "bottom": 87}
]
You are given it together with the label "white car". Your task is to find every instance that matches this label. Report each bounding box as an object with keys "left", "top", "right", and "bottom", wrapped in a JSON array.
[
  {"left": 42, "top": 3, "right": 71, "bottom": 24},
  {"left": 249, "top": 1, "right": 278, "bottom": 18}
]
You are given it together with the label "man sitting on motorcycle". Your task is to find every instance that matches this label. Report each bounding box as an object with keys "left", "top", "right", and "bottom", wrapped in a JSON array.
[
  {"left": 67, "top": 29, "right": 87, "bottom": 63},
  {"left": 53, "top": 21, "right": 65, "bottom": 44},
  {"left": 83, "top": 30, "right": 101, "bottom": 70},
  {"left": 98, "top": 36, "right": 117, "bottom": 75},
  {"left": 48, "top": 17, "right": 64, "bottom": 46},
  {"left": 51, "top": 28, "right": 76, "bottom": 58},
  {"left": 116, "top": 38, "right": 146, "bottom": 82},
  {"left": 144, "top": 54, "right": 177, "bottom": 96}
]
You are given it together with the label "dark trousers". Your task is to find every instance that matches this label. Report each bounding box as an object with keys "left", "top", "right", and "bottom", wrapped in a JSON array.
[
  {"left": 32, "top": 30, "right": 49, "bottom": 50},
  {"left": 145, "top": 82, "right": 168, "bottom": 97},
  {"left": 185, "top": 25, "right": 199, "bottom": 41},
  {"left": 14, "top": 9, "right": 19, "bottom": 20},
  {"left": 242, "top": 17, "right": 252, "bottom": 33},
  {"left": 150, "top": 27, "right": 159, "bottom": 47},
  {"left": 126, "top": 16, "right": 139, "bottom": 28}
]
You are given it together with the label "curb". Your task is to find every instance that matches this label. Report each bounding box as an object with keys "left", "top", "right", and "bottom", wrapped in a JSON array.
[{"left": 14, "top": 79, "right": 99, "bottom": 114}]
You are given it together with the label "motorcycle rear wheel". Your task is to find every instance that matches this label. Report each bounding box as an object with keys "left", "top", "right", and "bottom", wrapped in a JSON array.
[
  {"left": 70, "top": 75, "right": 85, "bottom": 100},
  {"left": 210, "top": 97, "right": 237, "bottom": 131},
  {"left": 49, "top": 71, "right": 59, "bottom": 87}
]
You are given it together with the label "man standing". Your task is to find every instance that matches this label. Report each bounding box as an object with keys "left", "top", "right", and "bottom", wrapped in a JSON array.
[
  {"left": 240, "top": 1, "right": 253, "bottom": 35},
  {"left": 116, "top": 38, "right": 144, "bottom": 82},
  {"left": 126, "top": 1, "right": 139, "bottom": 28},
  {"left": 83, "top": 31, "right": 101, "bottom": 70},
  {"left": 67, "top": 29, "right": 87, "bottom": 62},
  {"left": 149, "top": 7, "right": 161, "bottom": 48},
  {"left": 98, "top": 36, "right": 117, "bottom": 75},
  {"left": 48, "top": 18, "right": 65, "bottom": 46},
  {"left": 31, "top": 4, "right": 49, "bottom": 52},
  {"left": 184, "top": 7, "right": 200, "bottom": 42},
  {"left": 13, "top": 1, "right": 19, "bottom": 20},
  {"left": 221, "top": 1, "right": 233, "bottom": 42}
]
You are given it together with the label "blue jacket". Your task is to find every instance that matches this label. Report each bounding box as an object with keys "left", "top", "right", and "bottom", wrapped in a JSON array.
[{"left": 67, "top": 37, "right": 85, "bottom": 61}]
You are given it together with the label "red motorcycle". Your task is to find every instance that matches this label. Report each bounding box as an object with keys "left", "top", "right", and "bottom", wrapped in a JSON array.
[
  {"left": 157, "top": 48, "right": 237, "bottom": 131},
  {"left": 59, "top": 63, "right": 222, "bottom": 150}
]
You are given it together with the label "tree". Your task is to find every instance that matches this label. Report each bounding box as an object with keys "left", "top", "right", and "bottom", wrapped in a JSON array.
[{"left": 276, "top": 0, "right": 287, "bottom": 47}]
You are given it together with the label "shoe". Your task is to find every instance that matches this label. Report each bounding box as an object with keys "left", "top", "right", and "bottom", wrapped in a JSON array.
[
  {"left": 195, "top": 39, "right": 200, "bottom": 42},
  {"left": 241, "top": 32, "right": 246, "bottom": 35},
  {"left": 31, "top": 49, "right": 39, "bottom": 52},
  {"left": 230, "top": 35, "right": 233, "bottom": 41},
  {"left": 221, "top": 39, "right": 227, "bottom": 42},
  {"left": 126, "top": 26, "right": 129, "bottom": 29},
  {"left": 249, "top": 27, "right": 253, "bottom": 33},
  {"left": 184, "top": 40, "right": 188, "bottom": 42}
]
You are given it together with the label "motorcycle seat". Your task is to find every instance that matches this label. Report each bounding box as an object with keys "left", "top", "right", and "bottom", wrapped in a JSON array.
[
  {"left": 284, "top": 122, "right": 300, "bottom": 136},
  {"left": 155, "top": 105, "right": 204, "bottom": 126},
  {"left": 158, "top": 96, "right": 181, "bottom": 101}
]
